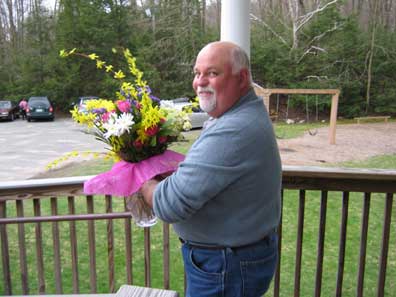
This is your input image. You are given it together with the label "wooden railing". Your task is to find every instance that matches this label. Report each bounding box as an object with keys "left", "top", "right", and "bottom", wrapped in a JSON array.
[{"left": 1, "top": 166, "right": 395, "bottom": 297}]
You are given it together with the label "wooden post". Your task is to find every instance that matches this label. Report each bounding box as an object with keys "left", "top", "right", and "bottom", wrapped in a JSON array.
[
  {"left": 329, "top": 92, "right": 339, "bottom": 145},
  {"left": 262, "top": 91, "right": 271, "bottom": 113}
]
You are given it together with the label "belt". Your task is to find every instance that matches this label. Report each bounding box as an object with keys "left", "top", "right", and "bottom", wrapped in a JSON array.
[{"left": 179, "top": 228, "right": 276, "bottom": 251}]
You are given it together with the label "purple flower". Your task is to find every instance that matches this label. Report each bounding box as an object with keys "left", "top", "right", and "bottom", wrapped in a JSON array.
[
  {"left": 137, "top": 85, "right": 152, "bottom": 95},
  {"left": 132, "top": 100, "right": 141, "bottom": 109},
  {"left": 92, "top": 108, "right": 107, "bottom": 114},
  {"left": 150, "top": 95, "right": 160, "bottom": 103}
]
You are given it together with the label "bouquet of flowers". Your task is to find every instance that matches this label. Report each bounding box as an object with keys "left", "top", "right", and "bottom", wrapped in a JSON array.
[{"left": 61, "top": 48, "right": 190, "bottom": 226}]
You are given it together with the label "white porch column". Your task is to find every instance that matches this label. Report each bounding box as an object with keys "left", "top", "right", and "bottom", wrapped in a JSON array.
[{"left": 221, "top": 0, "right": 251, "bottom": 58}]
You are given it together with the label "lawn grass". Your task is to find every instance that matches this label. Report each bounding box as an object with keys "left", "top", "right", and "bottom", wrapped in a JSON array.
[
  {"left": 337, "top": 154, "right": 396, "bottom": 169},
  {"left": 2, "top": 123, "right": 395, "bottom": 296},
  {"left": 273, "top": 121, "right": 328, "bottom": 139}
]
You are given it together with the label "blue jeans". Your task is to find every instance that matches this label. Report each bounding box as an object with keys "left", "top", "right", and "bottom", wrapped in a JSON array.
[{"left": 181, "top": 233, "right": 278, "bottom": 297}]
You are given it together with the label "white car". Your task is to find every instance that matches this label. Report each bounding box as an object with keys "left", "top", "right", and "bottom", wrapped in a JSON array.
[
  {"left": 162, "top": 98, "right": 210, "bottom": 129},
  {"left": 76, "top": 96, "right": 99, "bottom": 113}
]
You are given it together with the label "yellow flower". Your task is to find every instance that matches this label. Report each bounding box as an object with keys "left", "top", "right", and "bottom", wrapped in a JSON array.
[
  {"left": 136, "top": 127, "right": 150, "bottom": 143},
  {"left": 96, "top": 60, "right": 105, "bottom": 69},
  {"left": 114, "top": 70, "right": 125, "bottom": 79},
  {"left": 70, "top": 151, "right": 79, "bottom": 157},
  {"left": 183, "top": 121, "right": 192, "bottom": 131},
  {"left": 70, "top": 106, "right": 97, "bottom": 127},
  {"left": 140, "top": 96, "right": 164, "bottom": 130},
  {"left": 86, "top": 99, "right": 116, "bottom": 112},
  {"left": 63, "top": 47, "right": 187, "bottom": 162},
  {"left": 120, "top": 82, "right": 138, "bottom": 99},
  {"left": 60, "top": 48, "right": 76, "bottom": 57},
  {"left": 105, "top": 65, "right": 113, "bottom": 72},
  {"left": 88, "top": 53, "right": 99, "bottom": 60}
]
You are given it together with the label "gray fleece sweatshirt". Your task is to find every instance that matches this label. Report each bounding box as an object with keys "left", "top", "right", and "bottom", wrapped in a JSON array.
[{"left": 153, "top": 89, "right": 282, "bottom": 247}]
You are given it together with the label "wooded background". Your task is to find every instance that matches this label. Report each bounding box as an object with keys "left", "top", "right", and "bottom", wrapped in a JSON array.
[{"left": 1, "top": 0, "right": 395, "bottom": 118}]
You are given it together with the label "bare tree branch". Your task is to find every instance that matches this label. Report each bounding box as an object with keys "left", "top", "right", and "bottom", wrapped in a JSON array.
[
  {"left": 310, "top": 21, "right": 343, "bottom": 44},
  {"left": 250, "top": 13, "right": 288, "bottom": 46},
  {"left": 287, "top": 0, "right": 341, "bottom": 49},
  {"left": 297, "top": 45, "right": 327, "bottom": 63},
  {"left": 265, "top": 5, "right": 292, "bottom": 32},
  {"left": 305, "top": 75, "right": 329, "bottom": 81},
  {"left": 296, "top": 21, "right": 342, "bottom": 63},
  {"left": 296, "top": 0, "right": 340, "bottom": 32}
]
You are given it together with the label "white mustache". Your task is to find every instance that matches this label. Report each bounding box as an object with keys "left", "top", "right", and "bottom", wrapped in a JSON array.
[{"left": 197, "top": 86, "right": 215, "bottom": 93}]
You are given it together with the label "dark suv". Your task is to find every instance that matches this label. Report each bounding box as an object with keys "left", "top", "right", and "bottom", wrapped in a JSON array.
[{"left": 26, "top": 96, "right": 55, "bottom": 122}]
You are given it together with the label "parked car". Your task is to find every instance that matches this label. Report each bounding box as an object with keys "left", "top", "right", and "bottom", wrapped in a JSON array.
[
  {"left": 26, "top": 96, "right": 55, "bottom": 122},
  {"left": 162, "top": 97, "right": 210, "bottom": 129},
  {"left": 76, "top": 96, "right": 99, "bottom": 113},
  {"left": 187, "top": 106, "right": 211, "bottom": 129},
  {"left": 0, "top": 100, "right": 20, "bottom": 121}
]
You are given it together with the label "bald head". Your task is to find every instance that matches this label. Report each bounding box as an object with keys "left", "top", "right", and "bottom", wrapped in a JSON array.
[
  {"left": 192, "top": 41, "right": 252, "bottom": 118},
  {"left": 197, "top": 42, "right": 252, "bottom": 84}
]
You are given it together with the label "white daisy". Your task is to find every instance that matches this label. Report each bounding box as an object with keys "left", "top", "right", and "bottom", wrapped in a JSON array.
[{"left": 114, "top": 113, "right": 135, "bottom": 136}]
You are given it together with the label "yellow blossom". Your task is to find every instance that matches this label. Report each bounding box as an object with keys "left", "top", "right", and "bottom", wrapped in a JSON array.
[
  {"left": 120, "top": 82, "right": 138, "bottom": 99},
  {"left": 140, "top": 96, "right": 164, "bottom": 130},
  {"left": 70, "top": 105, "right": 98, "bottom": 127},
  {"left": 136, "top": 127, "right": 150, "bottom": 143},
  {"left": 71, "top": 152, "right": 76, "bottom": 156},
  {"left": 105, "top": 65, "right": 113, "bottom": 72},
  {"left": 96, "top": 60, "right": 106, "bottom": 69},
  {"left": 88, "top": 53, "right": 99, "bottom": 60},
  {"left": 60, "top": 48, "right": 76, "bottom": 58},
  {"left": 114, "top": 70, "right": 125, "bottom": 79},
  {"left": 62, "top": 47, "right": 188, "bottom": 162},
  {"left": 86, "top": 99, "right": 116, "bottom": 112}
]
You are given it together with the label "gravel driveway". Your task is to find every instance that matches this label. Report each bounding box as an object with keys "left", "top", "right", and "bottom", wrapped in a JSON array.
[{"left": 0, "top": 117, "right": 106, "bottom": 182}]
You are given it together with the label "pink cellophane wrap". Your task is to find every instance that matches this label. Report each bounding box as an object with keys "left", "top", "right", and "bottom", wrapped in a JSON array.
[{"left": 84, "top": 150, "right": 185, "bottom": 196}]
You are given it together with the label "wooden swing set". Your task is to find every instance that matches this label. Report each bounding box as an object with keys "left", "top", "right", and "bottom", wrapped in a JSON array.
[{"left": 254, "top": 86, "right": 340, "bottom": 144}]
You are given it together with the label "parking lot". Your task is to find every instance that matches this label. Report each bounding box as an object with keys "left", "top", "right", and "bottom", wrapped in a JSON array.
[{"left": 0, "top": 117, "right": 107, "bottom": 182}]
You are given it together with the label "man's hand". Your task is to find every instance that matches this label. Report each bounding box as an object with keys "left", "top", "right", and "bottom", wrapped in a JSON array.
[{"left": 140, "top": 179, "right": 160, "bottom": 208}]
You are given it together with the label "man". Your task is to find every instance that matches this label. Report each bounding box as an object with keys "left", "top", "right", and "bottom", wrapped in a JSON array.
[{"left": 141, "top": 41, "right": 282, "bottom": 297}]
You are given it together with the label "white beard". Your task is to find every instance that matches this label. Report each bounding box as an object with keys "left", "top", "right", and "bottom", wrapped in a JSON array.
[{"left": 197, "top": 87, "right": 217, "bottom": 113}]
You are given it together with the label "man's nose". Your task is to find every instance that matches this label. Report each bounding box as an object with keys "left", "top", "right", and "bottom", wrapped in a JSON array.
[{"left": 195, "top": 74, "right": 209, "bottom": 86}]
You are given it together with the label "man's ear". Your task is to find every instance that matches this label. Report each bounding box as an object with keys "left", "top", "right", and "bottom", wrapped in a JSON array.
[{"left": 239, "top": 68, "right": 250, "bottom": 89}]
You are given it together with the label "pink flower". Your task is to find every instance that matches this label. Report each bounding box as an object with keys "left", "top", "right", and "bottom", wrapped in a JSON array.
[
  {"left": 133, "top": 140, "right": 143, "bottom": 149},
  {"left": 116, "top": 100, "right": 131, "bottom": 113},
  {"left": 158, "top": 136, "right": 167, "bottom": 144},
  {"left": 101, "top": 112, "right": 112, "bottom": 122},
  {"left": 145, "top": 125, "right": 159, "bottom": 136}
]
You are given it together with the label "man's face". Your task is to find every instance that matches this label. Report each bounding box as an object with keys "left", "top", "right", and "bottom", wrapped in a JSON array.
[{"left": 192, "top": 46, "right": 241, "bottom": 118}]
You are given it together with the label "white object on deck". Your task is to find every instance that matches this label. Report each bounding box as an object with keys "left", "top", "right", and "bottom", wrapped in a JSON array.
[{"left": 115, "top": 285, "right": 179, "bottom": 297}]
